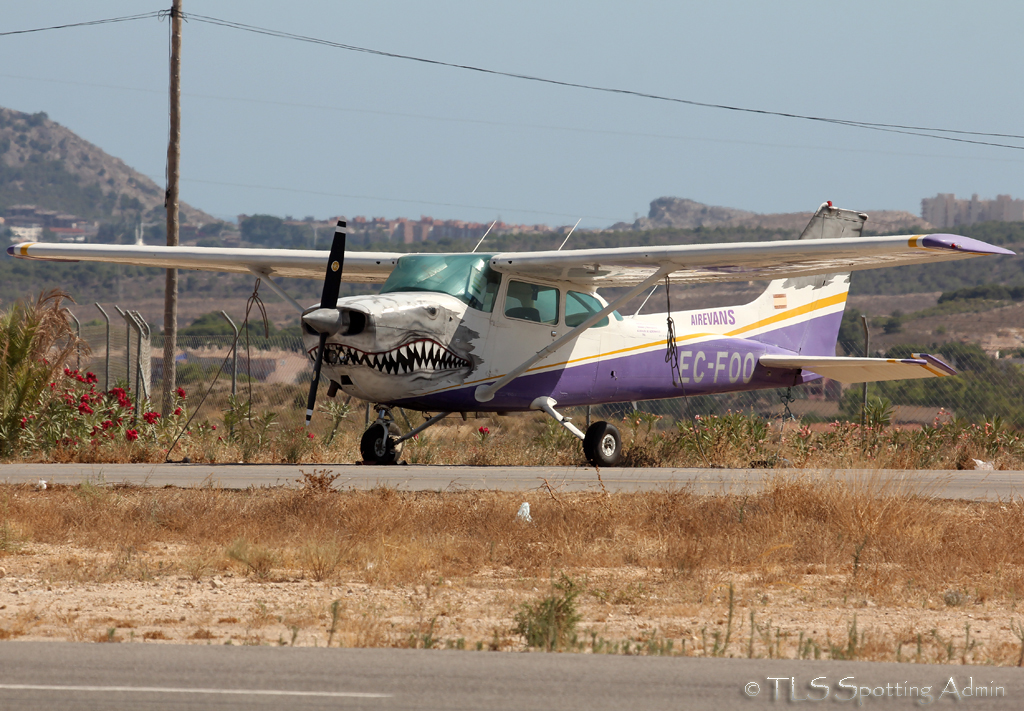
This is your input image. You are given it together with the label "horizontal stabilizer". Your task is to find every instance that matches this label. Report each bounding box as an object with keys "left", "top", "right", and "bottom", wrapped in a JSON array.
[{"left": 758, "top": 353, "right": 955, "bottom": 384}]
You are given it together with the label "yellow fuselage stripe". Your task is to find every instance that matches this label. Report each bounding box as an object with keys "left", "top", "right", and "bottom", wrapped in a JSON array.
[{"left": 434, "top": 292, "right": 848, "bottom": 393}]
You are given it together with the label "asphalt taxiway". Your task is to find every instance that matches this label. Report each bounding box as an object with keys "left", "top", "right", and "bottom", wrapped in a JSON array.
[
  {"left": 0, "top": 462, "right": 1021, "bottom": 500},
  {"left": 0, "top": 642, "right": 1020, "bottom": 711}
]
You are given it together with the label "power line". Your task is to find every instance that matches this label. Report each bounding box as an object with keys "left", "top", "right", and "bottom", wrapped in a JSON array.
[
  {"left": 6, "top": 10, "right": 1024, "bottom": 151},
  {"left": 153, "top": 175, "right": 619, "bottom": 222},
  {"left": 0, "top": 11, "right": 162, "bottom": 37},
  {"left": 7, "top": 71, "right": 1024, "bottom": 166},
  {"left": 184, "top": 12, "right": 1024, "bottom": 151}
]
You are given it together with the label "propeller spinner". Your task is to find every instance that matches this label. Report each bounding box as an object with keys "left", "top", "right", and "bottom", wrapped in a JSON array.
[{"left": 304, "top": 220, "right": 347, "bottom": 427}]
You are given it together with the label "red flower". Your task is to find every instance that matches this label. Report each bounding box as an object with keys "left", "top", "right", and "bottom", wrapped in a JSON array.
[
  {"left": 478, "top": 426, "right": 490, "bottom": 435},
  {"left": 125, "top": 429, "right": 139, "bottom": 441},
  {"left": 174, "top": 407, "right": 182, "bottom": 416},
  {"left": 78, "top": 403, "right": 94, "bottom": 415},
  {"left": 20, "top": 417, "right": 27, "bottom": 429},
  {"left": 143, "top": 411, "right": 160, "bottom": 424},
  {"left": 307, "top": 432, "right": 315, "bottom": 439},
  {"left": 85, "top": 372, "right": 98, "bottom": 384},
  {"left": 211, "top": 424, "right": 217, "bottom": 431},
  {"left": 101, "top": 420, "right": 114, "bottom": 430},
  {"left": 176, "top": 387, "right": 186, "bottom": 399}
]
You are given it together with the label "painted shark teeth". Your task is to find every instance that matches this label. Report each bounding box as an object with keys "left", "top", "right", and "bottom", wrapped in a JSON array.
[{"left": 313, "top": 339, "right": 470, "bottom": 375}]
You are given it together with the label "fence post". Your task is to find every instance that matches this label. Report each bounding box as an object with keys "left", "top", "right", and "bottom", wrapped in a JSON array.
[
  {"left": 219, "top": 311, "right": 238, "bottom": 400},
  {"left": 131, "top": 312, "right": 151, "bottom": 400},
  {"left": 861, "top": 314, "right": 870, "bottom": 433},
  {"left": 95, "top": 303, "right": 111, "bottom": 390},
  {"left": 115, "top": 305, "right": 130, "bottom": 388},
  {"left": 126, "top": 312, "right": 144, "bottom": 420},
  {"left": 63, "top": 308, "right": 81, "bottom": 370}
]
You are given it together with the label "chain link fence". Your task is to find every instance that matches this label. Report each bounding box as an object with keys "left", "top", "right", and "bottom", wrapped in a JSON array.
[{"left": 69, "top": 330, "right": 1024, "bottom": 428}]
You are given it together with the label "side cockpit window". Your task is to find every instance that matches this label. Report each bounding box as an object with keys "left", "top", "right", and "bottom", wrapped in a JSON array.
[{"left": 504, "top": 280, "right": 559, "bottom": 325}]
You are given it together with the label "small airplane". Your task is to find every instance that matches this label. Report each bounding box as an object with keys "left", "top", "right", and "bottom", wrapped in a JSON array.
[{"left": 8, "top": 202, "right": 1014, "bottom": 466}]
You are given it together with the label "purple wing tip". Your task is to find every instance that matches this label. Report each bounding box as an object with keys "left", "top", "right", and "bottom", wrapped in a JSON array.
[
  {"left": 913, "top": 353, "right": 957, "bottom": 377},
  {"left": 922, "top": 234, "right": 1015, "bottom": 256}
]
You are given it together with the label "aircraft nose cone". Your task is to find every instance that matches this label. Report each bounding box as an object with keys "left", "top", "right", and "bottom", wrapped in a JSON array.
[
  {"left": 302, "top": 308, "right": 345, "bottom": 335},
  {"left": 6, "top": 245, "right": 14, "bottom": 257}
]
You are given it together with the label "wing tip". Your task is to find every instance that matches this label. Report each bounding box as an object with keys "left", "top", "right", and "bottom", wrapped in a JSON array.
[
  {"left": 8, "top": 243, "right": 36, "bottom": 259},
  {"left": 913, "top": 352, "right": 957, "bottom": 377},
  {"left": 920, "top": 234, "right": 1016, "bottom": 256}
]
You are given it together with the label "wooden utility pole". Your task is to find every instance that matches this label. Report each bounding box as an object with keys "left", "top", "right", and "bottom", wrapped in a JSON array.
[{"left": 162, "top": 0, "right": 182, "bottom": 415}]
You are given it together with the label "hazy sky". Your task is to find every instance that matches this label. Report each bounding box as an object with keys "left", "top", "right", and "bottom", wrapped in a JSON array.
[{"left": 2, "top": 1, "right": 1023, "bottom": 227}]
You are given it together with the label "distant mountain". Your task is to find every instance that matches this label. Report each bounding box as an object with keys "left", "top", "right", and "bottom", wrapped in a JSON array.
[
  {"left": 0, "top": 106, "right": 212, "bottom": 224},
  {"left": 615, "top": 196, "right": 934, "bottom": 234}
]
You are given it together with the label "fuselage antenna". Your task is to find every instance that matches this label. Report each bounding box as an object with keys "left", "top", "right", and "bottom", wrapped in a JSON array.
[
  {"left": 471, "top": 220, "right": 497, "bottom": 253},
  {"left": 557, "top": 218, "right": 582, "bottom": 251}
]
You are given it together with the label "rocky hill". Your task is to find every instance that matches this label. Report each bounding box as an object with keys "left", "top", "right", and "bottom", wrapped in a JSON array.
[
  {"left": 0, "top": 107, "right": 212, "bottom": 225},
  {"left": 619, "top": 196, "right": 933, "bottom": 234}
]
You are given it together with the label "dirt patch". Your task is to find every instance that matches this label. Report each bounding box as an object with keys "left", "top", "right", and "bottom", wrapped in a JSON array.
[{"left": 1, "top": 552, "right": 1021, "bottom": 663}]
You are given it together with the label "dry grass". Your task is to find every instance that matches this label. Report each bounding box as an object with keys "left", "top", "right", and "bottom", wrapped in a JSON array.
[
  {"left": 0, "top": 476, "right": 1021, "bottom": 598},
  {"left": 1, "top": 476, "right": 1024, "bottom": 661}
]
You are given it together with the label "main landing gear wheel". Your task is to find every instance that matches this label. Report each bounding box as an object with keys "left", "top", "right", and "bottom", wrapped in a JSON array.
[
  {"left": 360, "top": 421, "right": 403, "bottom": 465},
  {"left": 583, "top": 421, "right": 622, "bottom": 467}
]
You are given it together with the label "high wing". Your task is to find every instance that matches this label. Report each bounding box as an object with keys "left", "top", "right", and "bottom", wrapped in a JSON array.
[
  {"left": 759, "top": 353, "right": 956, "bottom": 384},
  {"left": 488, "top": 234, "right": 1014, "bottom": 287},
  {"left": 6, "top": 242, "right": 403, "bottom": 283},
  {"left": 8, "top": 204, "right": 1014, "bottom": 289}
]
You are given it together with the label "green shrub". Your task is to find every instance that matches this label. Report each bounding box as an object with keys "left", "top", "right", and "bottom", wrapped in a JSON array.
[
  {"left": 0, "top": 290, "right": 82, "bottom": 457},
  {"left": 513, "top": 574, "right": 582, "bottom": 651}
]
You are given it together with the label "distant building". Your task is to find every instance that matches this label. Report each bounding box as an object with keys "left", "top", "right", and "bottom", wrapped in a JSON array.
[
  {"left": 238, "top": 212, "right": 558, "bottom": 245},
  {"left": 921, "top": 193, "right": 1024, "bottom": 227},
  {"left": 1, "top": 204, "right": 98, "bottom": 242}
]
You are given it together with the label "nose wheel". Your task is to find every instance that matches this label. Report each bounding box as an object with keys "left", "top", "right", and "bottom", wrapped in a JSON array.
[
  {"left": 360, "top": 418, "right": 404, "bottom": 465},
  {"left": 359, "top": 406, "right": 453, "bottom": 465}
]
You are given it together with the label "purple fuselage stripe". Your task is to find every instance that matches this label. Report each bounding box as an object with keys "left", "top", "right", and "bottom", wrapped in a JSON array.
[
  {"left": 749, "top": 310, "right": 843, "bottom": 357},
  {"left": 393, "top": 312, "right": 840, "bottom": 412}
]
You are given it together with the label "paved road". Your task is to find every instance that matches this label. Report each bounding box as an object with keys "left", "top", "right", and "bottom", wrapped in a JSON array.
[
  {"left": 0, "top": 642, "right": 1019, "bottom": 710},
  {"left": 0, "top": 462, "right": 1022, "bottom": 500}
]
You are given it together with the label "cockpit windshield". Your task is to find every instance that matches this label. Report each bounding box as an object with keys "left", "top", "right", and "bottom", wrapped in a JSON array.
[{"left": 380, "top": 254, "right": 502, "bottom": 312}]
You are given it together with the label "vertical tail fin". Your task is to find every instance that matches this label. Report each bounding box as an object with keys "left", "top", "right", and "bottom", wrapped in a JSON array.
[{"left": 739, "top": 203, "right": 866, "bottom": 356}]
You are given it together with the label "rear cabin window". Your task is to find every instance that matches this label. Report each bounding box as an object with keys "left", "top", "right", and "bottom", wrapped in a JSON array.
[
  {"left": 565, "top": 290, "right": 611, "bottom": 328},
  {"left": 504, "top": 280, "right": 559, "bottom": 325}
]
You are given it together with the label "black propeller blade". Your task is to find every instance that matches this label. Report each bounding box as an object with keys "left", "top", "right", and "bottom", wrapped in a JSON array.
[{"left": 305, "top": 220, "right": 346, "bottom": 427}]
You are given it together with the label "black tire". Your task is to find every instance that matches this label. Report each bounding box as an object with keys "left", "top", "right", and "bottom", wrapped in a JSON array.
[
  {"left": 583, "top": 421, "right": 622, "bottom": 467},
  {"left": 360, "top": 422, "right": 402, "bottom": 464}
]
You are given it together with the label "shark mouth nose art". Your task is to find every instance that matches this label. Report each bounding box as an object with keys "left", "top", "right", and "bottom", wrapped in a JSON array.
[{"left": 314, "top": 339, "right": 470, "bottom": 375}]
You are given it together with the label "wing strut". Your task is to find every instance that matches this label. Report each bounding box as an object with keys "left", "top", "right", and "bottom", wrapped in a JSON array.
[{"left": 474, "top": 266, "right": 672, "bottom": 402}]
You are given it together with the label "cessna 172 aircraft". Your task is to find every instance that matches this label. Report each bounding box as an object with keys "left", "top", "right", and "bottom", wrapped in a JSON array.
[{"left": 8, "top": 202, "right": 1014, "bottom": 466}]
